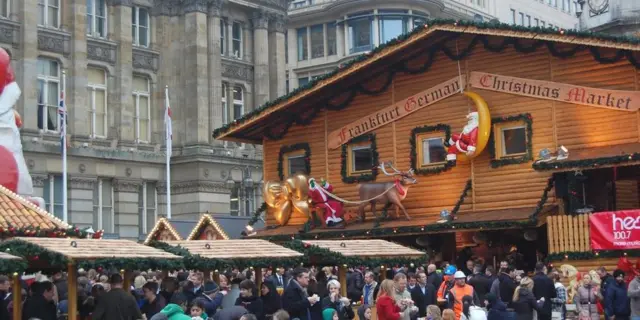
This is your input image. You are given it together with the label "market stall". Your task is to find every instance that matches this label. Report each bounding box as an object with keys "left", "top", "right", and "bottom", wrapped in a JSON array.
[
  {"left": 150, "top": 239, "right": 303, "bottom": 287},
  {"left": 0, "top": 252, "right": 27, "bottom": 320},
  {"left": 213, "top": 20, "right": 640, "bottom": 267},
  {"left": 143, "top": 214, "right": 265, "bottom": 244},
  {"left": 0, "top": 237, "right": 182, "bottom": 320}
]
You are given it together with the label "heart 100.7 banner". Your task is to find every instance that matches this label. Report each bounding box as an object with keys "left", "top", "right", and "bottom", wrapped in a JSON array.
[{"left": 590, "top": 210, "right": 640, "bottom": 250}]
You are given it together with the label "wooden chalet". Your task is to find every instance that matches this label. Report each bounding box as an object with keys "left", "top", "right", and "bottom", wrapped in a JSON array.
[
  {"left": 143, "top": 213, "right": 264, "bottom": 244},
  {"left": 214, "top": 21, "right": 640, "bottom": 266}
]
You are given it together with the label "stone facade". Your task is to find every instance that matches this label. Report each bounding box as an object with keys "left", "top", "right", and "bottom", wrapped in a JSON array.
[
  {"left": 7, "top": 0, "right": 284, "bottom": 239},
  {"left": 577, "top": 0, "right": 640, "bottom": 35}
]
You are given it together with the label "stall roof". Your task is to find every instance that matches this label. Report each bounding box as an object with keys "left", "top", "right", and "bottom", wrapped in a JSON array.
[
  {"left": 8, "top": 237, "right": 181, "bottom": 260},
  {"left": 213, "top": 22, "right": 640, "bottom": 143},
  {"left": 143, "top": 215, "right": 265, "bottom": 244},
  {"left": 0, "top": 184, "right": 70, "bottom": 230},
  {"left": 302, "top": 240, "right": 424, "bottom": 258},
  {"left": 161, "top": 239, "right": 303, "bottom": 259},
  {"left": 533, "top": 142, "right": 640, "bottom": 171}
]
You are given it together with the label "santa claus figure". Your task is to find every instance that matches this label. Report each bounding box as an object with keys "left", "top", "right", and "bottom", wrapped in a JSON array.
[
  {"left": 308, "top": 178, "right": 344, "bottom": 227},
  {"left": 446, "top": 111, "right": 479, "bottom": 163},
  {"left": 0, "top": 48, "right": 43, "bottom": 207}
]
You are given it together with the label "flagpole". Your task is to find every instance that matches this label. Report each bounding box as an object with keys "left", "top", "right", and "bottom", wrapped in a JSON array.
[
  {"left": 165, "top": 85, "right": 171, "bottom": 219},
  {"left": 62, "top": 70, "right": 68, "bottom": 223}
]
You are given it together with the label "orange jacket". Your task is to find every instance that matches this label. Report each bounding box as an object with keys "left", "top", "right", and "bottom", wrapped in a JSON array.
[
  {"left": 449, "top": 284, "right": 474, "bottom": 320},
  {"left": 437, "top": 276, "right": 452, "bottom": 300}
]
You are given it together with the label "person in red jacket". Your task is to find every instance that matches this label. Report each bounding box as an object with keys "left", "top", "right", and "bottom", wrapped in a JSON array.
[{"left": 376, "top": 279, "right": 402, "bottom": 320}]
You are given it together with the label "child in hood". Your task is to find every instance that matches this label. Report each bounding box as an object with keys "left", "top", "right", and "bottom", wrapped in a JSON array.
[
  {"left": 322, "top": 308, "right": 339, "bottom": 320},
  {"left": 190, "top": 299, "right": 209, "bottom": 320},
  {"left": 151, "top": 293, "right": 192, "bottom": 320}
]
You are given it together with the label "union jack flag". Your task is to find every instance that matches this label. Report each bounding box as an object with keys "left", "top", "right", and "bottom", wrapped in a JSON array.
[{"left": 59, "top": 90, "right": 66, "bottom": 152}]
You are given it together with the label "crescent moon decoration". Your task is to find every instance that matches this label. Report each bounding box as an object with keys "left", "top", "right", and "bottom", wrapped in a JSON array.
[{"left": 457, "top": 91, "right": 491, "bottom": 162}]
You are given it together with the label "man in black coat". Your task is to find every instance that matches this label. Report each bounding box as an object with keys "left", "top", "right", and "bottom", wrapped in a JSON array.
[
  {"left": 410, "top": 271, "right": 436, "bottom": 318},
  {"left": 426, "top": 264, "right": 442, "bottom": 291},
  {"left": 468, "top": 265, "right": 492, "bottom": 307},
  {"left": 346, "top": 268, "right": 364, "bottom": 302},
  {"left": 532, "top": 262, "right": 556, "bottom": 320},
  {"left": 282, "top": 268, "right": 320, "bottom": 320},
  {"left": 22, "top": 281, "right": 57, "bottom": 320},
  {"left": 498, "top": 266, "right": 517, "bottom": 307},
  {"left": 92, "top": 274, "right": 143, "bottom": 320}
]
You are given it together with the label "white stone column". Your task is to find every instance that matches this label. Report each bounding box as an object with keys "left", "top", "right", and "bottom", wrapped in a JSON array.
[
  {"left": 306, "top": 27, "right": 311, "bottom": 60},
  {"left": 286, "top": 28, "right": 297, "bottom": 67},
  {"left": 183, "top": 4, "right": 210, "bottom": 145},
  {"left": 323, "top": 23, "right": 328, "bottom": 57},
  {"left": 113, "top": 3, "right": 134, "bottom": 141},
  {"left": 243, "top": 24, "right": 252, "bottom": 62},
  {"left": 227, "top": 83, "right": 234, "bottom": 119},
  {"left": 336, "top": 20, "right": 345, "bottom": 57},
  {"left": 227, "top": 20, "right": 233, "bottom": 58},
  {"left": 268, "top": 13, "right": 287, "bottom": 99},
  {"left": 17, "top": 0, "right": 38, "bottom": 130},
  {"left": 251, "top": 10, "right": 270, "bottom": 107},
  {"left": 208, "top": 1, "right": 223, "bottom": 145},
  {"left": 373, "top": 9, "right": 380, "bottom": 48},
  {"left": 113, "top": 180, "right": 142, "bottom": 239},
  {"left": 343, "top": 17, "right": 349, "bottom": 55},
  {"left": 70, "top": 0, "right": 89, "bottom": 135}
]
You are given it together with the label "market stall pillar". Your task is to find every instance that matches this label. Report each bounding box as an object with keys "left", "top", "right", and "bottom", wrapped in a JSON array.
[
  {"left": 339, "top": 265, "right": 347, "bottom": 297},
  {"left": 12, "top": 273, "right": 21, "bottom": 320},
  {"left": 213, "top": 270, "right": 220, "bottom": 283},
  {"left": 255, "top": 267, "right": 263, "bottom": 289},
  {"left": 380, "top": 266, "right": 386, "bottom": 280},
  {"left": 68, "top": 262, "right": 78, "bottom": 320},
  {"left": 122, "top": 270, "right": 132, "bottom": 294}
]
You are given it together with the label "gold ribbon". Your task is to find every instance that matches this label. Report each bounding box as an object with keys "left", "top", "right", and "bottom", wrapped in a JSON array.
[{"left": 263, "top": 173, "right": 310, "bottom": 226}]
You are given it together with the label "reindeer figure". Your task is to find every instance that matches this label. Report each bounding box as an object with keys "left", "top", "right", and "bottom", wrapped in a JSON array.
[{"left": 357, "top": 161, "right": 417, "bottom": 221}]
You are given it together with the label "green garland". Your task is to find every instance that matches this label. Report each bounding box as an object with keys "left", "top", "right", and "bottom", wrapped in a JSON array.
[
  {"left": 0, "top": 259, "right": 27, "bottom": 275},
  {"left": 451, "top": 180, "right": 473, "bottom": 215},
  {"left": 148, "top": 240, "right": 304, "bottom": 270},
  {"left": 341, "top": 134, "right": 379, "bottom": 184},
  {"left": 547, "top": 250, "right": 640, "bottom": 262},
  {"left": 0, "top": 226, "right": 100, "bottom": 239},
  {"left": 212, "top": 19, "right": 640, "bottom": 140},
  {"left": 277, "top": 143, "right": 311, "bottom": 181},
  {"left": 283, "top": 240, "right": 427, "bottom": 268},
  {"left": 247, "top": 202, "right": 267, "bottom": 227},
  {"left": 488, "top": 113, "right": 533, "bottom": 168},
  {"left": 409, "top": 124, "right": 454, "bottom": 175},
  {"left": 533, "top": 152, "right": 640, "bottom": 171}
]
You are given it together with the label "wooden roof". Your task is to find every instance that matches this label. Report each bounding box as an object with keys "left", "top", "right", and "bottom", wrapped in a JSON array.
[
  {"left": 10, "top": 237, "right": 181, "bottom": 260},
  {"left": 251, "top": 205, "right": 556, "bottom": 240},
  {"left": 0, "top": 184, "right": 70, "bottom": 230},
  {"left": 186, "top": 214, "right": 230, "bottom": 240},
  {"left": 143, "top": 217, "right": 183, "bottom": 244},
  {"left": 161, "top": 240, "right": 303, "bottom": 259},
  {"left": 0, "top": 252, "right": 21, "bottom": 260},
  {"left": 533, "top": 142, "right": 640, "bottom": 171},
  {"left": 214, "top": 24, "right": 640, "bottom": 143},
  {"left": 302, "top": 240, "right": 424, "bottom": 258}
]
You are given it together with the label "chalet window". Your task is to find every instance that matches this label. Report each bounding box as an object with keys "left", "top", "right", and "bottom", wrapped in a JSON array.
[
  {"left": 278, "top": 143, "right": 311, "bottom": 180},
  {"left": 418, "top": 133, "right": 447, "bottom": 166},
  {"left": 286, "top": 152, "right": 307, "bottom": 176},
  {"left": 349, "top": 143, "right": 373, "bottom": 174},
  {"left": 490, "top": 114, "right": 533, "bottom": 167}
]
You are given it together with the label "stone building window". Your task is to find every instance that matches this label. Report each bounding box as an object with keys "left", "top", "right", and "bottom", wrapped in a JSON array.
[
  {"left": 233, "top": 85, "right": 243, "bottom": 120},
  {"left": 221, "top": 83, "right": 228, "bottom": 124},
  {"left": 37, "top": 58, "right": 60, "bottom": 132},
  {"left": 138, "top": 181, "right": 157, "bottom": 234},
  {"left": 38, "top": 0, "right": 60, "bottom": 28},
  {"left": 298, "top": 77, "right": 308, "bottom": 87},
  {"left": 87, "top": 0, "right": 107, "bottom": 38},
  {"left": 310, "top": 24, "right": 323, "bottom": 58},
  {"left": 297, "top": 27, "right": 307, "bottom": 61},
  {"left": 348, "top": 11, "right": 373, "bottom": 54},
  {"left": 327, "top": 23, "right": 336, "bottom": 56},
  {"left": 232, "top": 22, "right": 242, "bottom": 59},
  {"left": 43, "top": 174, "right": 64, "bottom": 219},
  {"left": 133, "top": 76, "right": 150, "bottom": 143},
  {"left": 132, "top": 6, "right": 149, "bottom": 47},
  {"left": 94, "top": 178, "right": 114, "bottom": 233},
  {"left": 88, "top": 67, "right": 108, "bottom": 138},
  {"left": 0, "top": 0, "right": 8, "bottom": 18},
  {"left": 413, "top": 11, "right": 428, "bottom": 27},
  {"left": 230, "top": 182, "right": 240, "bottom": 216},
  {"left": 378, "top": 10, "right": 408, "bottom": 44},
  {"left": 220, "top": 20, "right": 226, "bottom": 55}
]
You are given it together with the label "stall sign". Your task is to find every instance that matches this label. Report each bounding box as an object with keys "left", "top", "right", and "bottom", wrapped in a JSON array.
[
  {"left": 470, "top": 72, "right": 640, "bottom": 112},
  {"left": 328, "top": 76, "right": 464, "bottom": 149},
  {"left": 590, "top": 210, "right": 640, "bottom": 250}
]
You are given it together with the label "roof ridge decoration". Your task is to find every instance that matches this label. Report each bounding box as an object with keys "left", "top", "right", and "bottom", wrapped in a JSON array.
[
  {"left": 143, "top": 217, "right": 183, "bottom": 245},
  {"left": 212, "top": 19, "right": 640, "bottom": 142},
  {"left": 186, "top": 213, "right": 230, "bottom": 240},
  {"left": 0, "top": 184, "right": 70, "bottom": 229}
]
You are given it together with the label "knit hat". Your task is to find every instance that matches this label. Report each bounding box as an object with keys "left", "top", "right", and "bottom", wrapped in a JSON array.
[
  {"left": 454, "top": 271, "right": 466, "bottom": 279},
  {"left": 613, "top": 269, "right": 626, "bottom": 279},
  {"left": 203, "top": 281, "right": 219, "bottom": 294}
]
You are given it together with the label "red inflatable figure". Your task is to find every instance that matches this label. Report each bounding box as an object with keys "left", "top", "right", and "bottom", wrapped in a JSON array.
[
  {"left": 446, "top": 112, "right": 479, "bottom": 163},
  {"left": 308, "top": 178, "right": 344, "bottom": 227}
]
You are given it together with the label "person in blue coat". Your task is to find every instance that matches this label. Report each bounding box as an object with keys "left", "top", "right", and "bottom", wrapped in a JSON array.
[
  {"left": 485, "top": 293, "right": 515, "bottom": 320},
  {"left": 604, "top": 270, "right": 631, "bottom": 320},
  {"left": 196, "top": 281, "right": 225, "bottom": 317}
]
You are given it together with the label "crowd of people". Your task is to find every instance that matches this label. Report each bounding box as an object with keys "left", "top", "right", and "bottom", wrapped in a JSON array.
[{"left": 0, "top": 260, "right": 638, "bottom": 320}]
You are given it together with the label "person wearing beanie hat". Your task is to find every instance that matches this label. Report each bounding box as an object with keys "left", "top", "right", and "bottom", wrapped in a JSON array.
[
  {"left": 196, "top": 281, "right": 224, "bottom": 317},
  {"left": 604, "top": 269, "right": 630, "bottom": 320}
]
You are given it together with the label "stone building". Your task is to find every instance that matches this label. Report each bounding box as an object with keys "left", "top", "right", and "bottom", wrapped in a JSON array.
[
  {"left": 286, "top": 0, "right": 578, "bottom": 89},
  {"left": 576, "top": 0, "right": 640, "bottom": 35},
  {"left": 4, "top": 0, "right": 285, "bottom": 239}
]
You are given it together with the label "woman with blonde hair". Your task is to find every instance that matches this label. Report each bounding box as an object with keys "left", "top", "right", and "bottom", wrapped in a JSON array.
[
  {"left": 426, "top": 305, "right": 442, "bottom": 320},
  {"left": 511, "top": 277, "right": 544, "bottom": 320},
  {"left": 442, "top": 309, "right": 455, "bottom": 320},
  {"left": 574, "top": 273, "right": 601, "bottom": 320},
  {"left": 376, "top": 279, "right": 402, "bottom": 320}
]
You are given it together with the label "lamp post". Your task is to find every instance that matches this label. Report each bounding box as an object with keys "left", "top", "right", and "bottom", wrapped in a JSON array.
[{"left": 225, "top": 165, "right": 263, "bottom": 216}]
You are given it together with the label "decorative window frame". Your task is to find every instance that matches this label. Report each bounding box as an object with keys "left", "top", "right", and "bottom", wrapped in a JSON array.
[
  {"left": 488, "top": 113, "right": 533, "bottom": 168},
  {"left": 278, "top": 143, "right": 311, "bottom": 181},
  {"left": 409, "top": 124, "right": 454, "bottom": 175},
  {"left": 341, "top": 133, "right": 378, "bottom": 184}
]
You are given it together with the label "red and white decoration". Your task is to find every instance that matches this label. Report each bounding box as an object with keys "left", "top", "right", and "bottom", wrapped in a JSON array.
[
  {"left": 308, "top": 178, "right": 344, "bottom": 225},
  {"left": 446, "top": 111, "right": 479, "bottom": 161}
]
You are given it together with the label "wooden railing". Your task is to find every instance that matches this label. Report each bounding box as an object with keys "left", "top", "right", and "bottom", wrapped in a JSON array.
[{"left": 547, "top": 214, "right": 591, "bottom": 254}]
